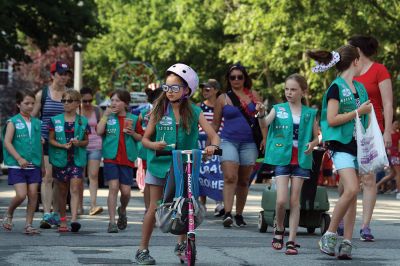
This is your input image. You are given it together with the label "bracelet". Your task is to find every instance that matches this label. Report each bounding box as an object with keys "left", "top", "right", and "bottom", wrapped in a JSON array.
[
  {"left": 100, "top": 116, "right": 108, "bottom": 123},
  {"left": 210, "top": 144, "right": 220, "bottom": 149},
  {"left": 257, "top": 113, "right": 267, "bottom": 119}
]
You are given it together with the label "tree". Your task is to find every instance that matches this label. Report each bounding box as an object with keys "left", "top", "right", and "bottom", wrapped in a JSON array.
[{"left": 0, "top": 0, "right": 102, "bottom": 61}]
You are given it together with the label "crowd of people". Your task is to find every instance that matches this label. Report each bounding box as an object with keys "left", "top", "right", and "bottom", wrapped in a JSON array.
[{"left": 0, "top": 35, "right": 398, "bottom": 264}]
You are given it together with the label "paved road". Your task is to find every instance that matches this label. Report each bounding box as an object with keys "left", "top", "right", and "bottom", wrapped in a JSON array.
[{"left": 1, "top": 176, "right": 399, "bottom": 265}]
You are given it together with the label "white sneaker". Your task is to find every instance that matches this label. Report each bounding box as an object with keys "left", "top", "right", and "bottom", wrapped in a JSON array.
[{"left": 396, "top": 193, "right": 400, "bottom": 200}]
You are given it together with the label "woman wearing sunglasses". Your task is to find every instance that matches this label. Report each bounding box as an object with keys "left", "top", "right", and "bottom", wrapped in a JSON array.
[
  {"left": 79, "top": 87, "right": 104, "bottom": 216},
  {"left": 212, "top": 63, "right": 265, "bottom": 228}
]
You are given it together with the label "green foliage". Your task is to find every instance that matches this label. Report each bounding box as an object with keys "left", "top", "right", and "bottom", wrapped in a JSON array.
[{"left": 0, "top": 0, "right": 102, "bottom": 61}]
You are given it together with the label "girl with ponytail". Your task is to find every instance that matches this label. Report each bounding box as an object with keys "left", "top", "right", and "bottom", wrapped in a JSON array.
[{"left": 308, "top": 45, "right": 372, "bottom": 260}]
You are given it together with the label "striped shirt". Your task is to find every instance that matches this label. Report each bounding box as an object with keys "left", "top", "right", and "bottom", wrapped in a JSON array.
[
  {"left": 199, "top": 102, "right": 223, "bottom": 134},
  {"left": 40, "top": 87, "right": 65, "bottom": 140}
]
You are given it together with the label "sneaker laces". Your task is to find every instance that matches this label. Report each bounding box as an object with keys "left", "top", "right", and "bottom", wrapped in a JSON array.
[
  {"left": 136, "top": 249, "right": 152, "bottom": 261},
  {"left": 362, "top": 226, "right": 372, "bottom": 236}
]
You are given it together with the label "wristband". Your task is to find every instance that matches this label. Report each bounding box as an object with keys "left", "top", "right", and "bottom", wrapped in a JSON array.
[
  {"left": 100, "top": 116, "right": 108, "bottom": 123},
  {"left": 210, "top": 144, "right": 220, "bottom": 149},
  {"left": 257, "top": 113, "right": 266, "bottom": 119}
]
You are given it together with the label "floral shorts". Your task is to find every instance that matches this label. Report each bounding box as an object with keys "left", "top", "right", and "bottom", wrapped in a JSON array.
[
  {"left": 390, "top": 156, "right": 400, "bottom": 166},
  {"left": 53, "top": 163, "right": 84, "bottom": 182}
]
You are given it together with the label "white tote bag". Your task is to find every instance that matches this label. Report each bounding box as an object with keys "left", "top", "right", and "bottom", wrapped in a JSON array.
[{"left": 355, "top": 107, "right": 389, "bottom": 175}]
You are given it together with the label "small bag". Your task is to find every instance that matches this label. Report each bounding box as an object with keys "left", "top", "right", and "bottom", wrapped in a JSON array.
[{"left": 355, "top": 107, "right": 389, "bottom": 175}]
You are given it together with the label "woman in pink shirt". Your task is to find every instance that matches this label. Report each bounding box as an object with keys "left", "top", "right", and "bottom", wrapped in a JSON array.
[
  {"left": 80, "top": 87, "right": 104, "bottom": 216},
  {"left": 348, "top": 35, "right": 393, "bottom": 242}
]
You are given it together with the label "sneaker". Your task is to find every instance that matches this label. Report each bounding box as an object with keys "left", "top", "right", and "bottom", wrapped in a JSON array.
[
  {"left": 107, "top": 222, "right": 118, "bottom": 233},
  {"left": 214, "top": 204, "right": 225, "bottom": 217},
  {"left": 319, "top": 233, "right": 337, "bottom": 256},
  {"left": 117, "top": 207, "right": 127, "bottom": 230},
  {"left": 337, "top": 240, "right": 352, "bottom": 260},
  {"left": 135, "top": 249, "right": 156, "bottom": 265},
  {"left": 222, "top": 212, "right": 233, "bottom": 228},
  {"left": 234, "top": 214, "right": 247, "bottom": 227},
  {"left": 174, "top": 241, "right": 186, "bottom": 256},
  {"left": 360, "top": 226, "right": 375, "bottom": 242},
  {"left": 50, "top": 212, "right": 61, "bottom": 227},
  {"left": 337, "top": 220, "right": 344, "bottom": 236},
  {"left": 396, "top": 193, "right": 400, "bottom": 200},
  {"left": 39, "top": 213, "right": 52, "bottom": 229}
]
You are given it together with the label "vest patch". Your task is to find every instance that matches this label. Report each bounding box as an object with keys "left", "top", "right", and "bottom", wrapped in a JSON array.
[
  {"left": 107, "top": 118, "right": 117, "bottom": 125},
  {"left": 15, "top": 122, "right": 25, "bottom": 129},
  {"left": 55, "top": 125, "right": 63, "bottom": 133},
  {"left": 160, "top": 116, "right": 173, "bottom": 126}
]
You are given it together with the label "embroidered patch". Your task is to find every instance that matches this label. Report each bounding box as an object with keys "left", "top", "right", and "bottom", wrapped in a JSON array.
[
  {"left": 160, "top": 116, "right": 173, "bottom": 126},
  {"left": 15, "top": 122, "right": 25, "bottom": 129},
  {"left": 55, "top": 125, "right": 64, "bottom": 132},
  {"left": 341, "top": 88, "right": 352, "bottom": 97},
  {"left": 107, "top": 119, "right": 117, "bottom": 126},
  {"left": 276, "top": 111, "right": 288, "bottom": 119}
]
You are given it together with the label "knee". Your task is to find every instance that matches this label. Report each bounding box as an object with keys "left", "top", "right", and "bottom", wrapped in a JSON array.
[
  {"left": 345, "top": 187, "right": 359, "bottom": 198},
  {"left": 362, "top": 175, "right": 376, "bottom": 188},
  {"left": 224, "top": 174, "right": 238, "bottom": 185},
  {"left": 42, "top": 176, "right": 53, "bottom": 184},
  {"left": 290, "top": 198, "right": 300, "bottom": 209},
  {"left": 237, "top": 177, "right": 249, "bottom": 188},
  {"left": 276, "top": 199, "right": 286, "bottom": 209},
  {"left": 70, "top": 186, "right": 80, "bottom": 195},
  {"left": 15, "top": 192, "right": 27, "bottom": 202}
]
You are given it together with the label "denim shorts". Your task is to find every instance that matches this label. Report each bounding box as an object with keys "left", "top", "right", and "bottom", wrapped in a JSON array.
[
  {"left": 8, "top": 167, "right": 42, "bottom": 185},
  {"left": 87, "top": 149, "right": 102, "bottom": 161},
  {"left": 219, "top": 139, "right": 258, "bottom": 166},
  {"left": 103, "top": 163, "right": 134, "bottom": 186},
  {"left": 145, "top": 171, "right": 167, "bottom": 187},
  {"left": 331, "top": 151, "right": 358, "bottom": 170},
  {"left": 275, "top": 164, "right": 310, "bottom": 179}
]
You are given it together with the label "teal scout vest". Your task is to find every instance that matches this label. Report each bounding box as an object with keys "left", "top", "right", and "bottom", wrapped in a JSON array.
[
  {"left": 321, "top": 77, "right": 369, "bottom": 144},
  {"left": 2, "top": 114, "right": 42, "bottom": 167},
  {"left": 138, "top": 107, "right": 151, "bottom": 160},
  {"left": 102, "top": 113, "right": 139, "bottom": 163},
  {"left": 49, "top": 114, "right": 88, "bottom": 168},
  {"left": 264, "top": 102, "right": 317, "bottom": 169},
  {"left": 147, "top": 104, "right": 201, "bottom": 178}
]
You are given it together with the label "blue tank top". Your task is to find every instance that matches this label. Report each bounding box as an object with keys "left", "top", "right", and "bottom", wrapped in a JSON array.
[
  {"left": 41, "top": 87, "right": 65, "bottom": 140},
  {"left": 220, "top": 101, "right": 255, "bottom": 143}
]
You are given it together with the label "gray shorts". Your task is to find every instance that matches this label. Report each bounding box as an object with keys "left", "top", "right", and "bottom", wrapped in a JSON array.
[{"left": 145, "top": 171, "right": 167, "bottom": 187}]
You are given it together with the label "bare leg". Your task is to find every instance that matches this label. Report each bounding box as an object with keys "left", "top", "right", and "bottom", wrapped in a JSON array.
[
  {"left": 70, "top": 178, "right": 82, "bottom": 222},
  {"left": 288, "top": 177, "right": 304, "bottom": 243},
  {"left": 221, "top": 161, "right": 239, "bottom": 213},
  {"left": 88, "top": 159, "right": 101, "bottom": 209},
  {"left": 7, "top": 183, "right": 28, "bottom": 216},
  {"left": 235, "top": 165, "right": 253, "bottom": 215},
  {"left": 107, "top": 179, "right": 120, "bottom": 224},
  {"left": 56, "top": 180, "right": 69, "bottom": 227},
  {"left": 41, "top": 156, "right": 53, "bottom": 214},
  {"left": 361, "top": 173, "right": 377, "bottom": 228},
  {"left": 119, "top": 184, "right": 131, "bottom": 214},
  {"left": 26, "top": 183, "right": 39, "bottom": 226},
  {"left": 274, "top": 176, "right": 289, "bottom": 248}
]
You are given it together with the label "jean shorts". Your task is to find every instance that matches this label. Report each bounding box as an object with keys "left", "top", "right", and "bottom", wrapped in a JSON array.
[
  {"left": 103, "top": 163, "right": 134, "bottom": 186},
  {"left": 8, "top": 167, "right": 42, "bottom": 185},
  {"left": 145, "top": 171, "right": 167, "bottom": 187},
  {"left": 275, "top": 164, "right": 310, "bottom": 179},
  {"left": 331, "top": 151, "right": 358, "bottom": 170},
  {"left": 87, "top": 149, "right": 102, "bottom": 161},
  {"left": 219, "top": 139, "right": 258, "bottom": 166}
]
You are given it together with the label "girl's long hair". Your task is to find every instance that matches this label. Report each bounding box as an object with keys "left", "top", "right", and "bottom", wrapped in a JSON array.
[{"left": 151, "top": 75, "right": 194, "bottom": 134}]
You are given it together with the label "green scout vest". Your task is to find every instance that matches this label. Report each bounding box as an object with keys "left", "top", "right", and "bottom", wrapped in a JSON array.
[
  {"left": 2, "top": 114, "right": 42, "bottom": 167},
  {"left": 49, "top": 114, "right": 88, "bottom": 168},
  {"left": 102, "top": 113, "right": 139, "bottom": 163},
  {"left": 147, "top": 104, "right": 201, "bottom": 178},
  {"left": 321, "top": 77, "right": 369, "bottom": 144},
  {"left": 264, "top": 102, "right": 317, "bottom": 169},
  {"left": 138, "top": 108, "right": 151, "bottom": 160}
]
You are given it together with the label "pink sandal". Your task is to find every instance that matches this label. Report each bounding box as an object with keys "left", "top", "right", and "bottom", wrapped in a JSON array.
[{"left": 1, "top": 214, "right": 13, "bottom": 231}]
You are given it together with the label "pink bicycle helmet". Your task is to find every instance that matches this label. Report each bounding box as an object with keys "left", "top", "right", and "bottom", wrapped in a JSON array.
[{"left": 166, "top": 63, "right": 199, "bottom": 97}]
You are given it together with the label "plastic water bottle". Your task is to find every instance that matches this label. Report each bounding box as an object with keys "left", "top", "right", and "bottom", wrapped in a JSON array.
[{"left": 269, "top": 177, "right": 277, "bottom": 191}]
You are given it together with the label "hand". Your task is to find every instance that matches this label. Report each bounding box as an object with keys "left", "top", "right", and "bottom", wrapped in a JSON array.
[
  {"left": 357, "top": 100, "right": 372, "bottom": 116},
  {"left": 64, "top": 142, "right": 73, "bottom": 149},
  {"left": 204, "top": 145, "right": 218, "bottom": 157},
  {"left": 17, "top": 158, "right": 29, "bottom": 168},
  {"left": 260, "top": 138, "right": 266, "bottom": 153},
  {"left": 153, "top": 141, "right": 167, "bottom": 151},
  {"left": 123, "top": 127, "right": 136, "bottom": 136},
  {"left": 383, "top": 130, "right": 392, "bottom": 148},
  {"left": 70, "top": 138, "right": 80, "bottom": 147},
  {"left": 41, "top": 137, "right": 45, "bottom": 145},
  {"left": 304, "top": 142, "right": 316, "bottom": 155},
  {"left": 41, "top": 166, "right": 46, "bottom": 178},
  {"left": 255, "top": 102, "right": 266, "bottom": 117},
  {"left": 103, "top": 107, "right": 113, "bottom": 117}
]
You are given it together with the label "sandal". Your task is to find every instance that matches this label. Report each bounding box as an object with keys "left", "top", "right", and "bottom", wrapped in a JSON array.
[
  {"left": 272, "top": 229, "right": 285, "bottom": 250},
  {"left": 58, "top": 216, "right": 69, "bottom": 233},
  {"left": 1, "top": 213, "right": 13, "bottom": 231},
  {"left": 117, "top": 207, "right": 127, "bottom": 230},
  {"left": 285, "top": 241, "right": 300, "bottom": 255},
  {"left": 24, "top": 224, "right": 41, "bottom": 235},
  {"left": 89, "top": 206, "right": 103, "bottom": 216}
]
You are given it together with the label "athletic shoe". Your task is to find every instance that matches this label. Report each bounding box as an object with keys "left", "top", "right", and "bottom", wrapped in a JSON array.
[
  {"left": 337, "top": 220, "right": 344, "bottom": 236},
  {"left": 234, "top": 214, "right": 247, "bottom": 227},
  {"left": 135, "top": 249, "right": 156, "bottom": 265},
  {"left": 214, "top": 204, "right": 225, "bottom": 217},
  {"left": 174, "top": 241, "right": 186, "bottom": 256},
  {"left": 107, "top": 222, "right": 118, "bottom": 233},
  {"left": 117, "top": 207, "right": 127, "bottom": 230},
  {"left": 337, "top": 240, "right": 352, "bottom": 260},
  {"left": 222, "top": 212, "right": 233, "bottom": 228},
  {"left": 39, "top": 213, "right": 52, "bottom": 229},
  {"left": 50, "top": 212, "right": 61, "bottom": 227},
  {"left": 319, "top": 233, "right": 337, "bottom": 256},
  {"left": 360, "top": 226, "right": 375, "bottom": 242}
]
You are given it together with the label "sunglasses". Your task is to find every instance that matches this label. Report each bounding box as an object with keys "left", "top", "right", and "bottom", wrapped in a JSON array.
[
  {"left": 82, "top": 99, "right": 93, "bottom": 103},
  {"left": 229, "top": 75, "right": 244, "bottom": 81},
  {"left": 61, "top": 99, "right": 79, "bottom": 104},
  {"left": 162, "top": 84, "right": 186, "bottom": 93}
]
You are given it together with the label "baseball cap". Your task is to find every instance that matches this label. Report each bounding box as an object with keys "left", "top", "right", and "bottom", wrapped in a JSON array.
[
  {"left": 50, "top": 61, "right": 71, "bottom": 75},
  {"left": 200, "top": 79, "right": 220, "bottom": 90}
]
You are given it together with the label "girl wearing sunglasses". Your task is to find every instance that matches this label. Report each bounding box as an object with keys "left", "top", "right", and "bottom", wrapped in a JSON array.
[{"left": 48, "top": 90, "right": 90, "bottom": 233}]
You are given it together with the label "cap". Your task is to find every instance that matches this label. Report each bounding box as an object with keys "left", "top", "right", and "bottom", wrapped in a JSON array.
[
  {"left": 50, "top": 61, "right": 71, "bottom": 75},
  {"left": 200, "top": 79, "right": 220, "bottom": 90}
]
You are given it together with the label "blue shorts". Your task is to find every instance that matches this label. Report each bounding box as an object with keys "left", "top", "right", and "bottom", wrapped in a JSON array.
[
  {"left": 219, "top": 139, "right": 258, "bottom": 166},
  {"left": 53, "top": 163, "right": 84, "bottom": 182},
  {"left": 87, "top": 149, "right": 102, "bottom": 161},
  {"left": 331, "top": 151, "right": 358, "bottom": 170},
  {"left": 103, "top": 163, "right": 133, "bottom": 186},
  {"left": 8, "top": 167, "right": 42, "bottom": 185},
  {"left": 145, "top": 171, "right": 167, "bottom": 187},
  {"left": 275, "top": 164, "right": 310, "bottom": 179}
]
